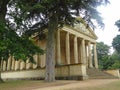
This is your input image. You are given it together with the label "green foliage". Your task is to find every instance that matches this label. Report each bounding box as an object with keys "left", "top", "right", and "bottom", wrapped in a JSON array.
[
  {"left": 6, "top": 0, "right": 109, "bottom": 37},
  {"left": 109, "top": 61, "right": 120, "bottom": 69},
  {"left": 115, "top": 19, "right": 120, "bottom": 31},
  {"left": 108, "top": 51, "right": 120, "bottom": 69},
  {"left": 97, "top": 42, "right": 120, "bottom": 70},
  {"left": 97, "top": 42, "right": 110, "bottom": 59},
  {"left": 0, "top": 23, "right": 44, "bottom": 62},
  {"left": 112, "top": 35, "right": 120, "bottom": 53},
  {"left": 96, "top": 42, "right": 110, "bottom": 69}
]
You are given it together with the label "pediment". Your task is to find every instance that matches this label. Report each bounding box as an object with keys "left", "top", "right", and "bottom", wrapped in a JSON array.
[{"left": 73, "top": 22, "right": 97, "bottom": 39}]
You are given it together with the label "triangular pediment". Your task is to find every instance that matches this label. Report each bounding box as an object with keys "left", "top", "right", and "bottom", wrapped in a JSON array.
[{"left": 73, "top": 22, "right": 97, "bottom": 39}]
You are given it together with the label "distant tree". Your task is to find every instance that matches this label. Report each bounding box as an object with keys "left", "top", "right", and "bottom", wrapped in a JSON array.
[
  {"left": 96, "top": 42, "right": 110, "bottom": 69},
  {"left": 112, "top": 35, "right": 120, "bottom": 53},
  {"left": 96, "top": 42, "right": 120, "bottom": 70},
  {"left": 108, "top": 51, "right": 120, "bottom": 69},
  {"left": 115, "top": 20, "right": 120, "bottom": 31}
]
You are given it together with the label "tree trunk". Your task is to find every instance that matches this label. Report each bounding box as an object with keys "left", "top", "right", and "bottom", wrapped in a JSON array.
[
  {"left": 45, "top": 15, "right": 58, "bottom": 82},
  {"left": 0, "top": 0, "right": 10, "bottom": 24}
]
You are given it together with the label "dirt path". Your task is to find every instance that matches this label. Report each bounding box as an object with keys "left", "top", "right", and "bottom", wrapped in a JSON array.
[
  {"left": 32, "top": 79, "right": 119, "bottom": 90},
  {"left": 2, "top": 79, "right": 119, "bottom": 90}
]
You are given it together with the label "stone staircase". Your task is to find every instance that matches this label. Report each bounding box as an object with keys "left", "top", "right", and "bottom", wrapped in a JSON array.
[{"left": 87, "top": 68, "right": 118, "bottom": 79}]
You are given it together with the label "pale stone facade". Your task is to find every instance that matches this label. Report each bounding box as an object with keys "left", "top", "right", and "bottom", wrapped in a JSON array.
[{"left": 1, "top": 19, "right": 98, "bottom": 80}]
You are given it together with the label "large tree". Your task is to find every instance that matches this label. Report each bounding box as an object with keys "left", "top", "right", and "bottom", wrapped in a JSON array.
[{"left": 0, "top": 0, "right": 109, "bottom": 82}]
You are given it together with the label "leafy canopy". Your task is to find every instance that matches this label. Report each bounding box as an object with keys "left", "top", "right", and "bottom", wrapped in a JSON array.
[
  {"left": 112, "top": 35, "right": 120, "bottom": 54},
  {"left": 7, "top": 0, "right": 109, "bottom": 37},
  {"left": 96, "top": 42, "right": 110, "bottom": 69}
]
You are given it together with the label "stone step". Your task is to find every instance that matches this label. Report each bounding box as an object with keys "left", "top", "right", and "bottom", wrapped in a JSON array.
[{"left": 87, "top": 68, "right": 118, "bottom": 79}]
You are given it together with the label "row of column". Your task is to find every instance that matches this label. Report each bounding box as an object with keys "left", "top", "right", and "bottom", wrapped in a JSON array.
[
  {"left": 56, "top": 30, "right": 98, "bottom": 68},
  {"left": 1, "top": 54, "right": 46, "bottom": 71}
]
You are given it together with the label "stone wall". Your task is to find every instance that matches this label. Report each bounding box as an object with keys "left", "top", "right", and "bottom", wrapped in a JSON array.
[
  {"left": 105, "top": 69, "right": 120, "bottom": 78},
  {"left": 1, "top": 64, "right": 88, "bottom": 80}
]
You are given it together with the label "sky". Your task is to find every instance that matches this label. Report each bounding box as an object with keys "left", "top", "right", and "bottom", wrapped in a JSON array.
[{"left": 95, "top": 0, "right": 120, "bottom": 52}]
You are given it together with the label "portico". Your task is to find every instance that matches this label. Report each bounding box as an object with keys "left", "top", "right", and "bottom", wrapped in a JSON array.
[{"left": 1, "top": 19, "right": 98, "bottom": 80}]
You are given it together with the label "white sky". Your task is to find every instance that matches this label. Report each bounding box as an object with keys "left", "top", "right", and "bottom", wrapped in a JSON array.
[{"left": 95, "top": 0, "right": 120, "bottom": 49}]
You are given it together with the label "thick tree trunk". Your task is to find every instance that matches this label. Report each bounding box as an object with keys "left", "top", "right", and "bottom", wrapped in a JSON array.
[
  {"left": 0, "top": 0, "right": 10, "bottom": 24},
  {"left": 45, "top": 15, "right": 58, "bottom": 82}
]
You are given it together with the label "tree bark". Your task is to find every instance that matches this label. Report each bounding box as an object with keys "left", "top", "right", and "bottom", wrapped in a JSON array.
[
  {"left": 0, "top": 0, "right": 10, "bottom": 24},
  {"left": 45, "top": 14, "right": 58, "bottom": 82}
]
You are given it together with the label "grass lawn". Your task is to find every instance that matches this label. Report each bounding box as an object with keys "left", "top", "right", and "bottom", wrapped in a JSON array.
[{"left": 0, "top": 79, "right": 120, "bottom": 90}]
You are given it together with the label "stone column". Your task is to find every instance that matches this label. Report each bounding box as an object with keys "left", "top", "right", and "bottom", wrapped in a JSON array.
[
  {"left": 3, "top": 61, "right": 7, "bottom": 71},
  {"left": 81, "top": 39, "right": 86, "bottom": 64},
  {"left": 93, "top": 43, "right": 98, "bottom": 68},
  {"left": 56, "top": 30, "right": 61, "bottom": 65},
  {"left": 80, "top": 39, "right": 88, "bottom": 80},
  {"left": 74, "top": 36, "right": 78, "bottom": 63},
  {"left": 26, "top": 59, "right": 33, "bottom": 69},
  {"left": 66, "top": 32, "right": 70, "bottom": 64},
  {"left": 11, "top": 56, "right": 15, "bottom": 70},
  {"left": 7, "top": 56, "right": 12, "bottom": 70},
  {"left": 1, "top": 60, "right": 3, "bottom": 71},
  {"left": 15, "top": 60, "right": 20, "bottom": 70},
  {"left": 26, "top": 59, "right": 29, "bottom": 69},
  {"left": 37, "top": 54, "right": 41, "bottom": 68},
  {"left": 37, "top": 41, "right": 42, "bottom": 68},
  {"left": 88, "top": 42, "right": 93, "bottom": 68},
  {"left": 33, "top": 54, "right": 38, "bottom": 69},
  {"left": 20, "top": 61, "right": 26, "bottom": 70},
  {"left": 85, "top": 44, "right": 88, "bottom": 68},
  {"left": 38, "top": 40, "right": 46, "bottom": 68},
  {"left": 78, "top": 41, "right": 81, "bottom": 63}
]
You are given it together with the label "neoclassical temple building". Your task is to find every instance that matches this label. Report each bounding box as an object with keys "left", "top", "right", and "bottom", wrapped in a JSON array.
[{"left": 1, "top": 18, "right": 98, "bottom": 80}]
